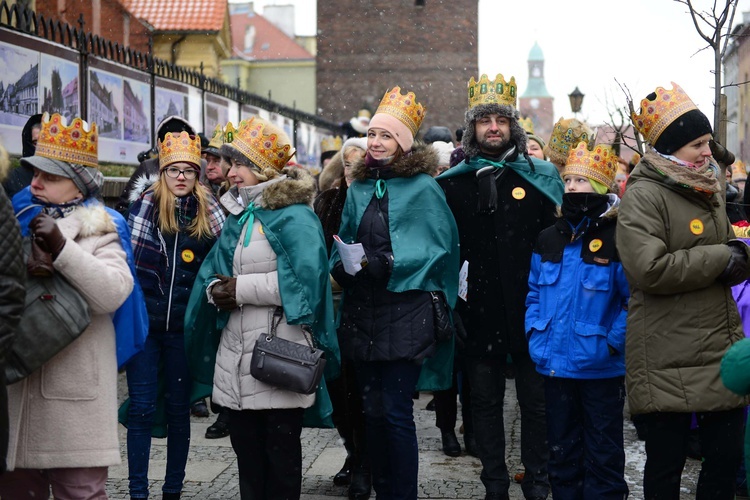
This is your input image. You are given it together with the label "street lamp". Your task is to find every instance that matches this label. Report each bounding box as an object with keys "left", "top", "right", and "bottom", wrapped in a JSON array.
[{"left": 568, "top": 86, "right": 585, "bottom": 118}]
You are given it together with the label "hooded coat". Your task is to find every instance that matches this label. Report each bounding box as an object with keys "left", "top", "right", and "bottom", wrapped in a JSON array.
[
  {"left": 0, "top": 148, "right": 24, "bottom": 474},
  {"left": 617, "top": 151, "right": 748, "bottom": 414},
  {"left": 2, "top": 114, "right": 42, "bottom": 199},
  {"left": 437, "top": 104, "right": 562, "bottom": 358},
  {"left": 6, "top": 204, "right": 134, "bottom": 469}
]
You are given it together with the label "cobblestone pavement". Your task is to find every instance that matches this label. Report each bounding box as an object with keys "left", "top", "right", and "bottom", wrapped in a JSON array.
[{"left": 107, "top": 373, "right": 701, "bottom": 499}]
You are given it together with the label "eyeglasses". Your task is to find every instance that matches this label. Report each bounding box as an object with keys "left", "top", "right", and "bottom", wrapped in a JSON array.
[{"left": 164, "top": 167, "right": 198, "bottom": 180}]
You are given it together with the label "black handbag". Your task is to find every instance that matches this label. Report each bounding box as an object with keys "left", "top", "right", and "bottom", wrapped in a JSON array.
[
  {"left": 431, "top": 291, "right": 455, "bottom": 343},
  {"left": 5, "top": 238, "right": 91, "bottom": 384},
  {"left": 250, "top": 307, "right": 326, "bottom": 395}
]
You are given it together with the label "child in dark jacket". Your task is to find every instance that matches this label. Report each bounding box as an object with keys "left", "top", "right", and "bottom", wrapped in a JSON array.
[{"left": 525, "top": 142, "right": 629, "bottom": 500}]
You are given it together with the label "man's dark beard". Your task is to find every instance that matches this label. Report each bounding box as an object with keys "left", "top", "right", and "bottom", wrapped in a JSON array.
[{"left": 478, "top": 134, "right": 510, "bottom": 156}]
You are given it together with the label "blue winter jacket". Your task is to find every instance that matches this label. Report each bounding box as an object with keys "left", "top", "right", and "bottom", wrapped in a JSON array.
[{"left": 525, "top": 206, "right": 629, "bottom": 379}]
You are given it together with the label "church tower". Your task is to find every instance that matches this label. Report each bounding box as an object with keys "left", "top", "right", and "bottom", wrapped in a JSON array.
[{"left": 518, "top": 42, "right": 554, "bottom": 144}]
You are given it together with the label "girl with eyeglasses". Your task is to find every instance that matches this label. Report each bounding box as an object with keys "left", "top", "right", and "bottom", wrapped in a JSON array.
[{"left": 124, "top": 131, "right": 225, "bottom": 500}]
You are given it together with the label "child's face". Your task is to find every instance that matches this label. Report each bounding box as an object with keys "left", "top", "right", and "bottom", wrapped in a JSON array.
[{"left": 564, "top": 174, "right": 596, "bottom": 194}]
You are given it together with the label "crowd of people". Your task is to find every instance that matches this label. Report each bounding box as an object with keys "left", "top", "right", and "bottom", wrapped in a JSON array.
[{"left": 0, "top": 73, "right": 750, "bottom": 500}]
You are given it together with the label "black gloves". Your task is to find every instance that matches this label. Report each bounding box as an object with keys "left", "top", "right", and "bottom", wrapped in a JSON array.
[
  {"left": 361, "top": 251, "right": 393, "bottom": 281},
  {"left": 718, "top": 240, "right": 750, "bottom": 286},
  {"left": 453, "top": 310, "right": 468, "bottom": 352},
  {"left": 29, "top": 213, "right": 66, "bottom": 259},
  {"left": 212, "top": 274, "right": 238, "bottom": 311}
]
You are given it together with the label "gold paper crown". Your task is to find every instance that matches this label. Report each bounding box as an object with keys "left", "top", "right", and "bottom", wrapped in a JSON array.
[
  {"left": 468, "top": 74, "right": 517, "bottom": 110},
  {"left": 35, "top": 112, "right": 98, "bottom": 168},
  {"left": 231, "top": 117, "right": 295, "bottom": 172},
  {"left": 374, "top": 87, "right": 426, "bottom": 136},
  {"left": 321, "top": 136, "right": 343, "bottom": 153},
  {"left": 631, "top": 82, "right": 698, "bottom": 146},
  {"left": 158, "top": 131, "right": 202, "bottom": 169},
  {"left": 206, "top": 122, "right": 237, "bottom": 151},
  {"left": 732, "top": 160, "right": 747, "bottom": 180},
  {"left": 519, "top": 116, "right": 534, "bottom": 134},
  {"left": 563, "top": 142, "right": 618, "bottom": 188},
  {"left": 544, "top": 117, "right": 593, "bottom": 166}
]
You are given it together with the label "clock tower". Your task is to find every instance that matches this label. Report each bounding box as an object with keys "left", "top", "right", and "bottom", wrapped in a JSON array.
[{"left": 518, "top": 42, "right": 554, "bottom": 144}]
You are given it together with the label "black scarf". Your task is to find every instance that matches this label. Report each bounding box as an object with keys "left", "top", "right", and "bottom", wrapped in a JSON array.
[{"left": 561, "top": 192, "right": 609, "bottom": 226}]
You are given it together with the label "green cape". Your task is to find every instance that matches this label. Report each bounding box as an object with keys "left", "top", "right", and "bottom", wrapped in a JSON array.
[
  {"left": 184, "top": 202, "right": 341, "bottom": 428},
  {"left": 439, "top": 156, "right": 564, "bottom": 206},
  {"left": 331, "top": 173, "right": 460, "bottom": 390}
]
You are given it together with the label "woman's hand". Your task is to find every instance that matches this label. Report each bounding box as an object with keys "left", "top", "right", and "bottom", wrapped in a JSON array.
[
  {"left": 29, "top": 213, "right": 66, "bottom": 258},
  {"left": 212, "top": 274, "right": 238, "bottom": 311}
]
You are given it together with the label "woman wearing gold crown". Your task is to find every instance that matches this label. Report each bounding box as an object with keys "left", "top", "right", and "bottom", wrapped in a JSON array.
[
  {"left": 184, "top": 116, "right": 340, "bottom": 500},
  {"left": 124, "top": 131, "right": 225, "bottom": 500},
  {"left": 617, "top": 83, "right": 750, "bottom": 499},
  {"left": 0, "top": 113, "right": 147, "bottom": 498},
  {"left": 330, "top": 87, "right": 459, "bottom": 500}
]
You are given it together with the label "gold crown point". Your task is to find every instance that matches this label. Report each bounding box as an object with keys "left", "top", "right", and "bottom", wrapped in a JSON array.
[
  {"left": 35, "top": 112, "right": 99, "bottom": 168},
  {"left": 374, "top": 87, "right": 426, "bottom": 136},
  {"left": 631, "top": 82, "right": 698, "bottom": 146},
  {"left": 231, "top": 117, "right": 295, "bottom": 171},
  {"left": 563, "top": 142, "right": 618, "bottom": 187},
  {"left": 467, "top": 73, "right": 518, "bottom": 110},
  {"left": 159, "top": 131, "right": 202, "bottom": 169}
]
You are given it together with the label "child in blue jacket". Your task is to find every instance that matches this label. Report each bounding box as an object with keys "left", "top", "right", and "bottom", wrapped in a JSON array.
[{"left": 525, "top": 142, "right": 630, "bottom": 500}]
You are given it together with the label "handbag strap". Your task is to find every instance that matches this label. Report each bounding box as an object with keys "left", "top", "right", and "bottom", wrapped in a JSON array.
[{"left": 268, "top": 306, "right": 317, "bottom": 352}]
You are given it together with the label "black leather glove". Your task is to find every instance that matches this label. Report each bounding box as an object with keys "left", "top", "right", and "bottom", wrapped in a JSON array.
[
  {"left": 29, "top": 213, "right": 66, "bottom": 258},
  {"left": 361, "top": 251, "right": 393, "bottom": 281},
  {"left": 212, "top": 274, "right": 238, "bottom": 311},
  {"left": 718, "top": 241, "right": 750, "bottom": 286},
  {"left": 452, "top": 310, "right": 468, "bottom": 352}
]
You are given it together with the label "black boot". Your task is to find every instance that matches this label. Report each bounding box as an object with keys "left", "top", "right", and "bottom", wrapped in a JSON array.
[
  {"left": 348, "top": 468, "right": 372, "bottom": 500},
  {"left": 205, "top": 409, "right": 230, "bottom": 439},
  {"left": 333, "top": 455, "right": 353, "bottom": 486},
  {"left": 464, "top": 432, "right": 478, "bottom": 457},
  {"left": 441, "top": 430, "right": 461, "bottom": 457},
  {"left": 162, "top": 493, "right": 181, "bottom": 500}
]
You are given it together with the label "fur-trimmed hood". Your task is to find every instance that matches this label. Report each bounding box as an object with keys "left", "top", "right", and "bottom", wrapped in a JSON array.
[
  {"left": 462, "top": 103, "right": 528, "bottom": 160},
  {"left": 66, "top": 204, "right": 118, "bottom": 238},
  {"left": 348, "top": 142, "right": 438, "bottom": 182},
  {"left": 221, "top": 166, "right": 316, "bottom": 215},
  {"left": 127, "top": 172, "right": 160, "bottom": 204}
]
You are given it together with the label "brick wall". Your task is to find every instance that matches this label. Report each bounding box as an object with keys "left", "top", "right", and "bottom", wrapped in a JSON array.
[
  {"left": 316, "top": 0, "right": 478, "bottom": 140},
  {"left": 35, "top": 0, "right": 150, "bottom": 53}
]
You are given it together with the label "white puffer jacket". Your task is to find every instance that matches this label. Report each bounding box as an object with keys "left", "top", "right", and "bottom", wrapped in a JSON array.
[{"left": 211, "top": 176, "right": 315, "bottom": 410}]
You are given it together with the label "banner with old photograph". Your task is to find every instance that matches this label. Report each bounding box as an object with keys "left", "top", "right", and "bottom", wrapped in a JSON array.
[{"left": 0, "top": 40, "right": 39, "bottom": 156}]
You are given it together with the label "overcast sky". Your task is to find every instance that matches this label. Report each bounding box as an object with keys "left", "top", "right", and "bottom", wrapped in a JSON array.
[{"left": 243, "top": 0, "right": 750, "bottom": 126}]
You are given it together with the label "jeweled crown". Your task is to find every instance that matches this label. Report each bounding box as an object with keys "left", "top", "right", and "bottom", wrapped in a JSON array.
[
  {"left": 321, "top": 136, "right": 343, "bottom": 153},
  {"left": 563, "top": 142, "right": 618, "bottom": 188},
  {"left": 232, "top": 117, "right": 295, "bottom": 171},
  {"left": 544, "top": 117, "right": 593, "bottom": 166},
  {"left": 207, "top": 122, "right": 237, "bottom": 151},
  {"left": 35, "top": 112, "right": 98, "bottom": 168},
  {"left": 374, "top": 87, "right": 426, "bottom": 136},
  {"left": 631, "top": 82, "right": 698, "bottom": 146},
  {"left": 468, "top": 74, "right": 517, "bottom": 110},
  {"left": 519, "top": 116, "right": 534, "bottom": 134},
  {"left": 158, "top": 131, "right": 201, "bottom": 169}
]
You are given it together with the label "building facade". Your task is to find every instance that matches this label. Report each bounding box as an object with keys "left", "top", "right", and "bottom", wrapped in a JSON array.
[{"left": 316, "top": 0, "right": 478, "bottom": 137}]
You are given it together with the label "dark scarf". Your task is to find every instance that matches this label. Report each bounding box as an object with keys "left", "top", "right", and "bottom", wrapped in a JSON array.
[
  {"left": 35, "top": 195, "right": 85, "bottom": 219},
  {"left": 561, "top": 192, "right": 609, "bottom": 227}
]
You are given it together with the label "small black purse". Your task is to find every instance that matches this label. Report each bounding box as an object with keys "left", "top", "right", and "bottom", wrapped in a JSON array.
[
  {"left": 250, "top": 307, "right": 326, "bottom": 395},
  {"left": 431, "top": 291, "right": 455, "bottom": 343}
]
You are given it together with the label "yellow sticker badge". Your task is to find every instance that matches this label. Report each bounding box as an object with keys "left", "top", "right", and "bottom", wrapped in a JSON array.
[
  {"left": 181, "top": 249, "right": 195, "bottom": 263},
  {"left": 512, "top": 187, "right": 526, "bottom": 200},
  {"left": 259, "top": 225, "right": 265, "bottom": 235},
  {"left": 589, "top": 239, "right": 603, "bottom": 253},
  {"left": 690, "top": 219, "right": 704, "bottom": 235}
]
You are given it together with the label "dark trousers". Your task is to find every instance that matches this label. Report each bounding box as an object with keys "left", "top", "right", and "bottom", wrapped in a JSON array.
[
  {"left": 642, "top": 409, "right": 745, "bottom": 500},
  {"left": 434, "top": 364, "right": 472, "bottom": 434},
  {"left": 228, "top": 407, "right": 304, "bottom": 500},
  {"left": 328, "top": 357, "right": 368, "bottom": 468},
  {"left": 466, "top": 352, "right": 550, "bottom": 498},
  {"left": 544, "top": 376, "right": 628, "bottom": 500},
  {"left": 356, "top": 359, "right": 422, "bottom": 500}
]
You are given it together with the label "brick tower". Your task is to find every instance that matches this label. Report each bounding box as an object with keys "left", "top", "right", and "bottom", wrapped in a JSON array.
[
  {"left": 518, "top": 42, "right": 554, "bottom": 144},
  {"left": 316, "top": 0, "right": 478, "bottom": 140}
]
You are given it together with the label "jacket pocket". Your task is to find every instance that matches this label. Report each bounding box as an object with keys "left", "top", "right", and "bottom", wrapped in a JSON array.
[
  {"left": 580, "top": 264, "right": 611, "bottom": 291},
  {"left": 527, "top": 317, "right": 552, "bottom": 367},
  {"left": 538, "top": 261, "right": 562, "bottom": 286},
  {"left": 570, "top": 320, "right": 609, "bottom": 370},
  {"left": 40, "top": 335, "right": 99, "bottom": 401}
]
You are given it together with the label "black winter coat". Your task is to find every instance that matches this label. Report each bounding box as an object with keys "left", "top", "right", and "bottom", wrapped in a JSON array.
[
  {"left": 438, "top": 158, "right": 558, "bottom": 358},
  {"left": 0, "top": 187, "right": 25, "bottom": 473}
]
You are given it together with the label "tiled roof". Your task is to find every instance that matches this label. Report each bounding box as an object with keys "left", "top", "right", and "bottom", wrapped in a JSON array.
[
  {"left": 230, "top": 8, "right": 312, "bottom": 61},
  {"left": 123, "top": 0, "right": 227, "bottom": 32}
]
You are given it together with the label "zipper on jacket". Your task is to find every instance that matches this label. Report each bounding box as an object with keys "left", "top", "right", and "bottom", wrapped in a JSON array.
[{"left": 165, "top": 233, "right": 179, "bottom": 331}]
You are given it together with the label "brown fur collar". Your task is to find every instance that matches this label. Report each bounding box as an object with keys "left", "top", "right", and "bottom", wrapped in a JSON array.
[
  {"left": 261, "top": 166, "right": 316, "bottom": 210},
  {"left": 348, "top": 142, "right": 438, "bottom": 181}
]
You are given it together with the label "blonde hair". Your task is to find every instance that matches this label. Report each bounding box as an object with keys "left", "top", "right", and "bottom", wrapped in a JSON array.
[{"left": 151, "top": 174, "right": 215, "bottom": 240}]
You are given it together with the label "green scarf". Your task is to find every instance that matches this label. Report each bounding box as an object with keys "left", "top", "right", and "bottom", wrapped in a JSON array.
[{"left": 439, "top": 155, "right": 564, "bottom": 206}]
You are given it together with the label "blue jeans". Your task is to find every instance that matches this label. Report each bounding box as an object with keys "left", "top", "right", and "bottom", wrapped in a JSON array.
[
  {"left": 126, "top": 332, "right": 191, "bottom": 498},
  {"left": 544, "top": 376, "right": 628, "bottom": 500},
  {"left": 355, "top": 360, "right": 422, "bottom": 500}
]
